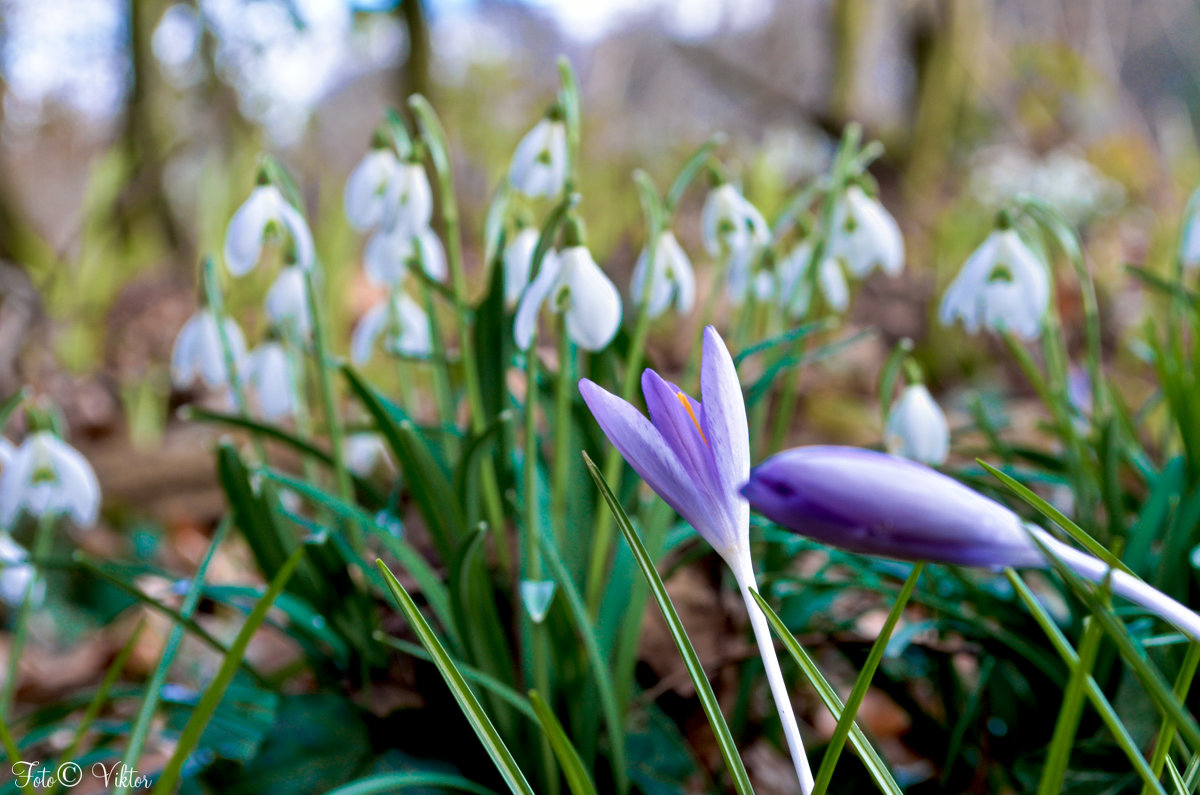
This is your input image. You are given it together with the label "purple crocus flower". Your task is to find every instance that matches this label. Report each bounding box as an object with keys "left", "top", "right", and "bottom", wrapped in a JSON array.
[
  {"left": 744, "top": 446, "right": 1200, "bottom": 640},
  {"left": 580, "top": 325, "right": 815, "bottom": 793}
]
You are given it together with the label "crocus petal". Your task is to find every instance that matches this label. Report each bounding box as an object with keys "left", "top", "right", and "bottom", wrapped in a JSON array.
[
  {"left": 513, "top": 252, "right": 562, "bottom": 350},
  {"left": 560, "top": 247, "right": 622, "bottom": 351},
  {"left": 265, "top": 266, "right": 312, "bottom": 338},
  {"left": 886, "top": 384, "right": 950, "bottom": 465},
  {"left": 699, "top": 326, "right": 751, "bottom": 552},
  {"left": 504, "top": 228, "right": 539, "bottom": 307},
  {"left": 344, "top": 149, "right": 400, "bottom": 231},
  {"left": 641, "top": 370, "right": 718, "bottom": 505}
]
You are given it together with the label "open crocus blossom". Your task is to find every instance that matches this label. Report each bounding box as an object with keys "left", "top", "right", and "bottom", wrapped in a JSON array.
[
  {"left": 350, "top": 292, "right": 433, "bottom": 365},
  {"left": 776, "top": 241, "right": 850, "bottom": 318},
  {"left": 631, "top": 230, "right": 695, "bottom": 319},
  {"left": 509, "top": 115, "right": 568, "bottom": 198},
  {"left": 344, "top": 148, "right": 401, "bottom": 231},
  {"left": 265, "top": 265, "right": 312, "bottom": 339},
  {"left": 170, "top": 309, "right": 247, "bottom": 390},
  {"left": 743, "top": 447, "right": 1200, "bottom": 640},
  {"left": 827, "top": 186, "right": 904, "bottom": 278},
  {"left": 939, "top": 228, "right": 1050, "bottom": 340},
  {"left": 364, "top": 225, "right": 447, "bottom": 286},
  {"left": 580, "top": 326, "right": 815, "bottom": 792},
  {"left": 885, "top": 384, "right": 950, "bottom": 465},
  {"left": 514, "top": 246, "right": 622, "bottom": 352},
  {"left": 701, "top": 183, "right": 769, "bottom": 303},
  {"left": 0, "top": 431, "right": 101, "bottom": 530},
  {"left": 223, "top": 184, "right": 315, "bottom": 276}
]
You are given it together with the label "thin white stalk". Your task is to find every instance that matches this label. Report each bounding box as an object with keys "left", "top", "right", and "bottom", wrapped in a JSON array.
[{"left": 730, "top": 553, "right": 815, "bottom": 794}]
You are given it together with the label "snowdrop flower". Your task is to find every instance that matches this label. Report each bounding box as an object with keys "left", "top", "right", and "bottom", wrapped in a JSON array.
[
  {"left": 171, "top": 309, "right": 247, "bottom": 390},
  {"left": 514, "top": 246, "right": 622, "bottom": 352},
  {"left": 701, "top": 183, "right": 769, "bottom": 303},
  {"left": 344, "top": 148, "right": 401, "bottom": 231},
  {"left": 364, "top": 225, "right": 447, "bottom": 287},
  {"left": 1181, "top": 187, "right": 1200, "bottom": 270},
  {"left": 776, "top": 242, "right": 849, "bottom": 318},
  {"left": 509, "top": 114, "right": 568, "bottom": 198},
  {"left": 939, "top": 228, "right": 1050, "bottom": 340},
  {"left": 827, "top": 186, "right": 904, "bottom": 278},
  {"left": 744, "top": 447, "right": 1200, "bottom": 641},
  {"left": 350, "top": 292, "right": 433, "bottom": 364},
  {"left": 224, "top": 184, "right": 315, "bottom": 276},
  {"left": 344, "top": 433, "right": 391, "bottom": 476},
  {"left": 0, "top": 438, "right": 12, "bottom": 469},
  {"left": 519, "top": 579, "right": 556, "bottom": 624},
  {"left": 0, "top": 533, "right": 40, "bottom": 607},
  {"left": 244, "top": 342, "right": 297, "bottom": 421},
  {"left": 631, "top": 231, "right": 695, "bottom": 319},
  {"left": 886, "top": 384, "right": 949, "bottom": 465},
  {"left": 380, "top": 161, "right": 434, "bottom": 234},
  {"left": 580, "top": 327, "right": 814, "bottom": 791},
  {"left": 0, "top": 432, "right": 101, "bottom": 530},
  {"left": 503, "top": 226, "right": 540, "bottom": 307},
  {"left": 752, "top": 270, "right": 776, "bottom": 302},
  {"left": 265, "top": 266, "right": 312, "bottom": 339}
]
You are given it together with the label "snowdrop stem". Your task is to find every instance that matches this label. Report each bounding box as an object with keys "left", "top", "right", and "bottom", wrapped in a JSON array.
[
  {"left": 730, "top": 556, "right": 815, "bottom": 794},
  {"left": 283, "top": 332, "right": 320, "bottom": 486},
  {"left": 415, "top": 278, "right": 455, "bottom": 440},
  {"left": 522, "top": 344, "right": 543, "bottom": 583},
  {"left": 0, "top": 512, "right": 56, "bottom": 720},
  {"left": 551, "top": 318, "right": 573, "bottom": 550}
]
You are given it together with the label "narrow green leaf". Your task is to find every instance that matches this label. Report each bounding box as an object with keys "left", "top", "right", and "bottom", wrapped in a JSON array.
[
  {"left": 1038, "top": 616, "right": 1104, "bottom": 795},
  {"left": 665, "top": 135, "right": 724, "bottom": 215},
  {"left": 1146, "top": 642, "right": 1200, "bottom": 794},
  {"left": 0, "top": 387, "right": 27, "bottom": 429},
  {"left": 324, "top": 772, "right": 495, "bottom": 795},
  {"left": 529, "top": 690, "right": 598, "bottom": 795}
]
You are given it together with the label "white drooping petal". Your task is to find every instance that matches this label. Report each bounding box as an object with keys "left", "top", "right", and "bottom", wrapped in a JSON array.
[
  {"left": 415, "top": 227, "right": 447, "bottom": 282},
  {"left": 265, "top": 266, "right": 312, "bottom": 338},
  {"left": 828, "top": 186, "right": 905, "bottom": 278},
  {"left": 886, "top": 384, "right": 950, "bottom": 465},
  {"left": 939, "top": 229, "right": 1050, "bottom": 340},
  {"left": 344, "top": 149, "right": 401, "bottom": 231},
  {"left": 509, "top": 119, "right": 568, "bottom": 198},
  {"left": 245, "top": 342, "right": 297, "bottom": 421},
  {"left": 702, "top": 184, "right": 770, "bottom": 261},
  {"left": 344, "top": 433, "right": 391, "bottom": 476},
  {"left": 223, "top": 185, "right": 316, "bottom": 276},
  {"left": 0, "top": 438, "right": 13, "bottom": 469},
  {"left": 364, "top": 226, "right": 447, "bottom": 287},
  {"left": 171, "top": 310, "right": 247, "bottom": 390},
  {"left": 632, "top": 231, "right": 695, "bottom": 319},
  {"left": 1183, "top": 211, "right": 1200, "bottom": 271},
  {"left": 519, "top": 579, "right": 556, "bottom": 624},
  {"left": 513, "top": 251, "right": 562, "bottom": 350},
  {"left": 0, "top": 432, "right": 101, "bottom": 530},
  {"left": 777, "top": 243, "right": 851, "bottom": 318},
  {"left": 503, "top": 227, "right": 540, "bottom": 307},
  {"left": 558, "top": 247, "right": 623, "bottom": 351},
  {"left": 0, "top": 533, "right": 38, "bottom": 606},
  {"left": 381, "top": 163, "right": 434, "bottom": 234},
  {"left": 350, "top": 293, "right": 432, "bottom": 364}
]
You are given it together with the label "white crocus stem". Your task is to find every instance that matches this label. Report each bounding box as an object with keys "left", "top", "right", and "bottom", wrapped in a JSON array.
[{"left": 728, "top": 552, "right": 815, "bottom": 794}]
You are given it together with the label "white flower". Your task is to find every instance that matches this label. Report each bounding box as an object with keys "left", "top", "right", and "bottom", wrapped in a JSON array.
[
  {"left": 224, "top": 184, "right": 316, "bottom": 276},
  {"left": 939, "top": 229, "right": 1050, "bottom": 340},
  {"left": 514, "top": 247, "right": 622, "bottom": 351},
  {"left": 380, "top": 162, "right": 434, "bottom": 234},
  {"left": 827, "top": 186, "right": 904, "bottom": 278},
  {"left": 350, "top": 292, "right": 433, "bottom": 364},
  {"left": 364, "top": 225, "right": 447, "bottom": 287},
  {"left": 265, "top": 266, "right": 312, "bottom": 338},
  {"left": 344, "top": 149, "right": 401, "bottom": 231},
  {"left": 171, "top": 310, "right": 247, "bottom": 389},
  {"left": 752, "top": 270, "right": 776, "bottom": 302},
  {"left": 0, "top": 438, "right": 12, "bottom": 469},
  {"left": 519, "top": 579, "right": 556, "bottom": 624},
  {"left": 0, "top": 534, "right": 41, "bottom": 607},
  {"left": 885, "top": 384, "right": 950, "bottom": 465},
  {"left": 700, "top": 184, "right": 769, "bottom": 303},
  {"left": 776, "top": 242, "right": 850, "bottom": 318},
  {"left": 1182, "top": 189, "right": 1200, "bottom": 270},
  {"left": 503, "top": 227, "right": 540, "bottom": 307},
  {"left": 244, "top": 342, "right": 297, "bottom": 421},
  {"left": 631, "top": 231, "right": 695, "bottom": 319},
  {"left": 344, "top": 434, "right": 391, "bottom": 476},
  {"left": 509, "top": 118, "right": 568, "bottom": 198},
  {"left": 0, "top": 432, "right": 101, "bottom": 529}
]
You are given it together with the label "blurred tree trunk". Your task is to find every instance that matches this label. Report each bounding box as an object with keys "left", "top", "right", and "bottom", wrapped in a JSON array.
[
  {"left": 398, "top": 0, "right": 431, "bottom": 102},
  {"left": 831, "top": 0, "right": 867, "bottom": 122}
]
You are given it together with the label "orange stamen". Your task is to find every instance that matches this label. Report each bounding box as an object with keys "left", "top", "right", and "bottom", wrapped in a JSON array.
[{"left": 677, "top": 391, "right": 706, "bottom": 443}]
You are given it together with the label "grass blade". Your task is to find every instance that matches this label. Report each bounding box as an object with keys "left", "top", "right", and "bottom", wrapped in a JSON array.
[
  {"left": 529, "top": 690, "right": 598, "bottom": 795},
  {"left": 1037, "top": 616, "right": 1104, "bottom": 795},
  {"left": 323, "top": 772, "right": 496, "bottom": 795}
]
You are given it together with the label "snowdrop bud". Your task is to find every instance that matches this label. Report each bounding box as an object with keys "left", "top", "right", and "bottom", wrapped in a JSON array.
[
  {"left": 828, "top": 186, "right": 904, "bottom": 278},
  {"left": 265, "top": 266, "right": 312, "bottom": 339},
  {"left": 0, "top": 432, "right": 101, "bottom": 530},
  {"left": 886, "top": 384, "right": 950, "bottom": 465},
  {"left": 509, "top": 115, "right": 568, "bottom": 198},
  {"left": 701, "top": 184, "right": 770, "bottom": 302},
  {"left": 350, "top": 292, "right": 433, "bottom": 365},
  {"left": 777, "top": 242, "right": 850, "bottom": 318},
  {"left": 171, "top": 309, "right": 247, "bottom": 390},
  {"left": 939, "top": 228, "right": 1050, "bottom": 340},
  {"left": 364, "top": 226, "right": 447, "bottom": 287},
  {"left": 519, "top": 579, "right": 556, "bottom": 624},
  {"left": 0, "top": 534, "right": 40, "bottom": 607},
  {"left": 344, "top": 433, "right": 391, "bottom": 476},
  {"left": 224, "top": 184, "right": 315, "bottom": 276},
  {"left": 503, "top": 227, "right": 540, "bottom": 307},
  {"left": 513, "top": 246, "right": 622, "bottom": 351},
  {"left": 344, "top": 148, "right": 401, "bottom": 231},
  {"left": 631, "top": 231, "right": 695, "bottom": 319},
  {"left": 244, "top": 342, "right": 297, "bottom": 421}
]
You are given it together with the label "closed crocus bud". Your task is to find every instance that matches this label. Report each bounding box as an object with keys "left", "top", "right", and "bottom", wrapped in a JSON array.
[
  {"left": 701, "top": 183, "right": 769, "bottom": 303},
  {"left": 828, "top": 186, "right": 904, "bottom": 278},
  {"left": 744, "top": 446, "right": 1200, "bottom": 640},
  {"left": 513, "top": 245, "right": 622, "bottom": 351},
  {"left": 509, "top": 116, "right": 568, "bottom": 198},
  {"left": 350, "top": 292, "right": 432, "bottom": 365},
  {"left": 265, "top": 266, "right": 312, "bottom": 339},
  {"left": 0, "top": 431, "right": 101, "bottom": 530},
  {"left": 171, "top": 309, "right": 247, "bottom": 390},
  {"left": 631, "top": 231, "right": 695, "bottom": 319},
  {"left": 224, "top": 184, "right": 315, "bottom": 276},
  {"left": 886, "top": 384, "right": 950, "bottom": 465},
  {"left": 939, "top": 228, "right": 1050, "bottom": 340},
  {"left": 776, "top": 241, "right": 849, "bottom": 318},
  {"left": 244, "top": 341, "right": 296, "bottom": 421},
  {"left": 503, "top": 226, "right": 540, "bottom": 307},
  {"left": 364, "top": 225, "right": 447, "bottom": 287},
  {"left": 344, "top": 148, "right": 401, "bottom": 231}
]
